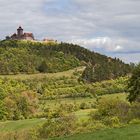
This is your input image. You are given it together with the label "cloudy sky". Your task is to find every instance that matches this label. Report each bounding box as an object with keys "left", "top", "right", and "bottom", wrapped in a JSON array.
[{"left": 0, "top": 0, "right": 140, "bottom": 63}]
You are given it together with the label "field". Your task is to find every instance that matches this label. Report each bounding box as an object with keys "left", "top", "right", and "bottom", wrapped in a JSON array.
[
  {"left": 43, "top": 92, "right": 127, "bottom": 110},
  {"left": 0, "top": 119, "right": 45, "bottom": 132},
  {"left": 50, "top": 124, "right": 140, "bottom": 140},
  {"left": 0, "top": 93, "right": 127, "bottom": 133},
  {"left": 0, "top": 66, "right": 138, "bottom": 140},
  {"left": 0, "top": 66, "right": 85, "bottom": 80}
]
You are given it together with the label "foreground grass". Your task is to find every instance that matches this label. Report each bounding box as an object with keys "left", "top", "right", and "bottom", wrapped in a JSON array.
[
  {"left": 50, "top": 124, "right": 140, "bottom": 140},
  {"left": 0, "top": 110, "right": 92, "bottom": 132}
]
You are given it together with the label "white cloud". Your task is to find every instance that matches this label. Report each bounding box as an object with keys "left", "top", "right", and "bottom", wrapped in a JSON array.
[
  {"left": 112, "top": 53, "right": 140, "bottom": 64},
  {"left": 70, "top": 37, "right": 123, "bottom": 52},
  {"left": 0, "top": 0, "right": 140, "bottom": 63}
]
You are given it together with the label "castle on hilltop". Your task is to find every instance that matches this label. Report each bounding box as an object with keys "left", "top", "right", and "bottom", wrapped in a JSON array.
[
  {"left": 5, "top": 26, "right": 58, "bottom": 43},
  {"left": 6, "top": 26, "right": 34, "bottom": 40}
]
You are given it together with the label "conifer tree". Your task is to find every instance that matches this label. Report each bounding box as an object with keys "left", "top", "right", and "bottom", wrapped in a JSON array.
[{"left": 127, "top": 64, "right": 140, "bottom": 102}]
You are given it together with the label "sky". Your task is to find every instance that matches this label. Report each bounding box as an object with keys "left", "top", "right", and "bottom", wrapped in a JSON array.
[{"left": 0, "top": 0, "right": 140, "bottom": 63}]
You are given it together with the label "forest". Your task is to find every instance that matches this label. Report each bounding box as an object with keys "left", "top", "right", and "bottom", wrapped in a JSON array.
[{"left": 0, "top": 40, "right": 131, "bottom": 80}]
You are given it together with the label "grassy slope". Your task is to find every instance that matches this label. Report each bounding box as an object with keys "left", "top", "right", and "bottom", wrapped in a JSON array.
[
  {"left": 0, "top": 66, "right": 85, "bottom": 80},
  {"left": 0, "top": 40, "right": 131, "bottom": 77},
  {"left": 50, "top": 124, "right": 140, "bottom": 140},
  {"left": 44, "top": 93, "right": 127, "bottom": 109}
]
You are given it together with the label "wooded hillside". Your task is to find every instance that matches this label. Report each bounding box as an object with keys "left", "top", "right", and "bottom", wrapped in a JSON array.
[{"left": 0, "top": 40, "right": 131, "bottom": 80}]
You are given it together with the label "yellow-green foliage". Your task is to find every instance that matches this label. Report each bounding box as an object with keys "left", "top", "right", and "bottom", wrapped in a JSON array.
[
  {"left": 90, "top": 98, "right": 140, "bottom": 126},
  {"left": 87, "top": 77, "right": 128, "bottom": 96},
  {"left": 0, "top": 40, "right": 81, "bottom": 74},
  {"left": 0, "top": 40, "right": 131, "bottom": 79},
  {"left": 0, "top": 69, "right": 128, "bottom": 121},
  {"left": 38, "top": 114, "right": 77, "bottom": 139}
]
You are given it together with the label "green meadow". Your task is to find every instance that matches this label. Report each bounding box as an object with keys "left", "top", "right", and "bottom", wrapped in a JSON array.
[{"left": 50, "top": 124, "right": 140, "bottom": 140}]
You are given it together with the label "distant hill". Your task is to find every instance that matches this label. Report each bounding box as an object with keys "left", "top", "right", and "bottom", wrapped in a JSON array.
[{"left": 0, "top": 40, "right": 131, "bottom": 80}]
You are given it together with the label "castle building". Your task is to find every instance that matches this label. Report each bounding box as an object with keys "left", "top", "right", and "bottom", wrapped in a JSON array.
[
  {"left": 43, "top": 38, "right": 57, "bottom": 43},
  {"left": 6, "top": 26, "right": 34, "bottom": 40}
]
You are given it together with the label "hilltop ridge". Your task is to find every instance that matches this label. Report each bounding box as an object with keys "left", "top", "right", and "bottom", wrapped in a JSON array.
[{"left": 0, "top": 40, "right": 131, "bottom": 81}]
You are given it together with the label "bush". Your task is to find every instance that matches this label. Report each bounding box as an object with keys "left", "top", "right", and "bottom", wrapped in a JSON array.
[
  {"left": 90, "top": 98, "right": 131, "bottom": 124},
  {"left": 130, "top": 102, "right": 140, "bottom": 120},
  {"left": 87, "top": 77, "right": 127, "bottom": 96},
  {"left": 38, "top": 114, "right": 77, "bottom": 139},
  {"left": 80, "top": 102, "right": 90, "bottom": 109},
  {"left": 76, "top": 119, "right": 106, "bottom": 133},
  {"left": 102, "top": 116, "right": 121, "bottom": 127}
]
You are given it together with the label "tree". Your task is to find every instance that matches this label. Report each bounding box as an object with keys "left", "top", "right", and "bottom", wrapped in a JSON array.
[
  {"left": 81, "top": 64, "right": 95, "bottom": 83},
  {"left": 93, "top": 64, "right": 110, "bottom": 82},
  {"left": 127, "top": 64, "right": 140, "bottom": 102},
  {"left": 0, "top": 101, "right": 6, "bottom": 120},
  {"left": 4, "top": 97, "right": 17, "bottom": 120},
  {"left": 38, "top": 114, "right": 77, "bottom": 138},
  {"left": 38, "top": 60, "right": 48, "bottom": 73},
  {"left": 81, "top": 63, "right": 111, "bottom": 83},
  {"left": 0, "top": 87, "right": 6, "bottom": 100},
  {"left": 17, "top": 91, "right": 39, "bottom": 118}
]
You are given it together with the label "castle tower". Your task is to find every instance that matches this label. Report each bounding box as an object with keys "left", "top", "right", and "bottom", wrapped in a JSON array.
[
  {"left": 17, "top": 26, "right": 23, "bottom": 36},
  {"left": 6, "top": 26, "right": 34, "bottom": 40}
]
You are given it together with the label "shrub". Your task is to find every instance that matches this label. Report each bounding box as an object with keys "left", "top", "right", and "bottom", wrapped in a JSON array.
[
  {"left": 129, "top": 119, "right": 140, "bottom": 124},
  {"left": 90, "top": 98, "right": 131, "bottom": 124},
  {"left": 76, "top": 119, "right": 106, "bottom": 133},
  {"left": 87, "top": 77, "right": 127, "bottom": 96},
  {"left": 102, "top": 116, "right": 121, "bottom": 127},
  {"left": 80, "top": 102, "right": 90, "bottom": 109},
  {"left": 38, "top": 114, "right": 77, "bottom": 139},
  {"left": 130, "top": 102, "right": 140, "bottom": 119}
]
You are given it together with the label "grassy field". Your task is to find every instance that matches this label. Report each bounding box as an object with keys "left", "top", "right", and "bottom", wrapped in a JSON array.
[
  {"left": 0, "top": 67, "right": 130, "bottom": 139},
  {"left": 0, "top": 110, "right": 92, "bottom": 133},
  {"left": 74, "top": 109, "right": 96, "bottom": 120},
  {"left": 0, "top": 119, "right": 45, "bottom": 132},
  {"left": 0, "top": 66, "right": 85, "bottom": 80},
  {"left": 50, "top": 124, "right": 140, "bottom": 140},
  {"left": 44, "top": 93, "right": 127, "bottom": 108},
  {"left": 0, "top": 93, "right": 127, "bottom": 133},
  {"left": 0, "top": 110, "right": 93, "bottom": 132}
]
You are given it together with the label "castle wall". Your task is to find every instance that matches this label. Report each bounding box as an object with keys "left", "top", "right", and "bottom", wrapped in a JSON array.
[{"left": 23, "top": 36, "right": 34, "bottom": 40}]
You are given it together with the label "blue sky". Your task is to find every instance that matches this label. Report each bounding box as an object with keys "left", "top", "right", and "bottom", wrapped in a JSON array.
[{"left": 0, "top": 0, "right": 140, "bottom": 63}]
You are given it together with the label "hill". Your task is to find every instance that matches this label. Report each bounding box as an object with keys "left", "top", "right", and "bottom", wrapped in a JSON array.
[{"left": 0, "top": 40, "right": 131, "bottom": 80}]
